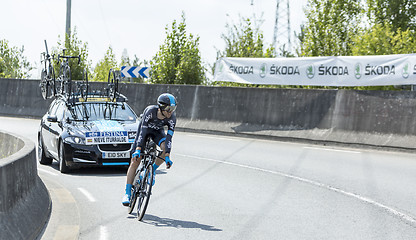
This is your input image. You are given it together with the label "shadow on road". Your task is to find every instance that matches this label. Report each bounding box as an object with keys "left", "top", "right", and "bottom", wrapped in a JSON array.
[{"left": 137, "top": 214, "right": 222, "bottom": 231}]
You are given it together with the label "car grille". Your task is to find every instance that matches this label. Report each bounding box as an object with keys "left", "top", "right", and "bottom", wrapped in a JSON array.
[{"left": 98, "top": 143, "right": 132, "bottom": 151}]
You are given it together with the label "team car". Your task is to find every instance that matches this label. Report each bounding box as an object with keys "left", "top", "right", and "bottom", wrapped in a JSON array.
[{"left": 37, "top": 93, "right": 139, "bottom": 173}]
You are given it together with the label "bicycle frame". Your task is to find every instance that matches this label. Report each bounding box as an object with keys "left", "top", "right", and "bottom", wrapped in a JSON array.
[
  {"left": 56, "top": 49, "right": 80, "bottom": 97},
  {"left": 129, "top": 138, "right": 163, "bottom": 220},
  {"left": 40, "top": 40, "right": 56, "bottom": 99}
]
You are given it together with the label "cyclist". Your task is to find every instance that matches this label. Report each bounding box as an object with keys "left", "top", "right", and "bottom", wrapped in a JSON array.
[{"left": 122, "top": 93, "right": 177, "bottom": 206}]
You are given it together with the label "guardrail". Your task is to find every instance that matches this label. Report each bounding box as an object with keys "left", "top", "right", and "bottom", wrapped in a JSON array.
[{"left": 0, "top": 130, "right": 51, "bottom": 240}]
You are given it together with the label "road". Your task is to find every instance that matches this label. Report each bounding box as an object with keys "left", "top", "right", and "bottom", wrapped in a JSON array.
[{"left": 1, "top": 116, "right": 416, "bottom": 240}]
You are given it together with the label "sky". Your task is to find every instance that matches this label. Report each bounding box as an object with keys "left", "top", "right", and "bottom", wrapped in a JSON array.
[{"left": 1, "top": 0, "right": 308, "bottom": 79}]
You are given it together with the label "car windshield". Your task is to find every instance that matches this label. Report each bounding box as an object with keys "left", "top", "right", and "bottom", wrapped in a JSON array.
[{"left": 68, "top": 102, "right": 136, "bottom": 121}]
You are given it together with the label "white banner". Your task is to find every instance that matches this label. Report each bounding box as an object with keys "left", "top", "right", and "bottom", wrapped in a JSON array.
[{"left": 213, "top": 55, "right": 416, "bottom": 86}]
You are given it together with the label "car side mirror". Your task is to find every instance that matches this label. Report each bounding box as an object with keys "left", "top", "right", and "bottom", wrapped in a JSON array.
[{"left": 47, "top": 115, "right": 58, "bottom": 122}]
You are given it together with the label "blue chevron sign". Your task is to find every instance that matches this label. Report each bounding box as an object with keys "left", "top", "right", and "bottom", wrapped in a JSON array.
[{"left": 121, "top": 66, "right": 150, "bottom": 78}]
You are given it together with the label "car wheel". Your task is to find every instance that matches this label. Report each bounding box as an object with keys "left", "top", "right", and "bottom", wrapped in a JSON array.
[
  {"left": 59, "top": 140, "right": 70, "bottom": 173},
  {"left": 38, "top": 134, "right": 52, "bottom": 165}
]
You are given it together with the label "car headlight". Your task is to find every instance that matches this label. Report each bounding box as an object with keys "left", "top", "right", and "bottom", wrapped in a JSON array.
[{"left": 65, "top": 136, "right": 86, "bottom": 144}]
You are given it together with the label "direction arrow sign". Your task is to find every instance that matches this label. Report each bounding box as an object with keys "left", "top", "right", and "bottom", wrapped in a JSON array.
[{"left": 121, "top": 66, "right": 150, "bottom": 78}]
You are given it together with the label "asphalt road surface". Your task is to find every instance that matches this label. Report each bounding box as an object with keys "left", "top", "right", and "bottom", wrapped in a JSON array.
[{"left": 1, "top": 116, "right": 416, "bottom": 240}]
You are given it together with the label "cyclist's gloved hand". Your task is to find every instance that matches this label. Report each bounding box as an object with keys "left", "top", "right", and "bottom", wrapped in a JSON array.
[
  {"left": 132, "top": 149, "right": 141, "bottom": 159},
  {"left": 165, "top": 156, "right": 173, "bottom": 169}
]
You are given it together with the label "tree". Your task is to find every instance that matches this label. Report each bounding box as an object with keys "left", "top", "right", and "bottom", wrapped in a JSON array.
[
  {"left": 212, "top": 15, "right": 276, "bottom": 87},
  {"left": 352, "top": 22, "right": 416, "bottom": 55},
  {"left": 300, "top": 0, "right": 363, "bottom": 57},
  {"left": 366, "top": 0, "right": 416, "bottom": 32},
  {"left": 93, "top": 46, "right": 118, "bottom": 82},
  {"left": 52, "top": 28, "right": 91, "bottom": 81},
  {"left": 151, "top": 12, "right": 206, "bottom": 85},
  {"left": 218, "top": 15, "right": 275, "bottom": 58},
  {"left": 0, "top": 39, "right": 32, "bottom": 78}
]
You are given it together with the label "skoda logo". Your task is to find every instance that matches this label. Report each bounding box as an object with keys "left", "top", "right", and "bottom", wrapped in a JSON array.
[
  {"left": 306, "top": 64, "right": 315, "bottom": 79},
  {"left": 259, "top": 63, "right": 267, "bottom": 78},
  {"left": 402, "top": 62, "right": 410, "bottom": 79},
  {"left": 355, "top": 63, "right": 362, "bottom": 79}
]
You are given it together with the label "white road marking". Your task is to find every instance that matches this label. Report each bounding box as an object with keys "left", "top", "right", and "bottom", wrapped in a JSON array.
[
  {"left": 184, "top": 133, "right": 242, "bottom": 142},
  {"left": 100, "top": 226, "right": 109, "bottom": 240},
  {"left": 78, "top": 187, "right": 96, "bottom": 202},
  {"left": 38, "top": 167, "right": 59, "bottom": 176},
  {"left": 177, "top": 153, "right": 416, "bottom": 226},
  {"left": 304, "top": 146, "right": 361, "bottom": 154}
]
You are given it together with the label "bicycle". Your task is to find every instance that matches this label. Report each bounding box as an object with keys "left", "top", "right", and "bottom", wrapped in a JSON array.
[
  {"left": 56, "top": 49, "right": 80, "bottom": 97},
  {"left": 74, "top": 69, "right": 89, "bottom": 102},
  {"left": 106, "top": 68, "right": 120, "bottom": 102},
  {"left": 39, "top": 40, "right": 56, "bottom": 100},
  {"left": 128, "top": 138, "right": 164, "bottom": 221}
]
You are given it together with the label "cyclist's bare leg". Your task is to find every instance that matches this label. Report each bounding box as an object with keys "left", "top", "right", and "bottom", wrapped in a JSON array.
[
  {"left": 155, "top": 142, "right": 166, "bottom": 166},
  {"left": 126, "top": 157, "right": 141, "bottom": 185}
]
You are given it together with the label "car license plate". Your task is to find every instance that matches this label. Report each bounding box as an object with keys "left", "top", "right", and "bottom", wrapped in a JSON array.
[{"left": 102, "top": 151, "right": 130, "bottom": 159}]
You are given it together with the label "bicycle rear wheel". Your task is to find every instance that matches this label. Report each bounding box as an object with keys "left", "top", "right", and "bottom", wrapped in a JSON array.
[
  {"left": 40, "top": 70, "right": 48, "bottom": 100},
  {"left": 137, "top": 164, "right": 153, "bottom": 221},
  {"left": 48, "top": 63, "right": 56, "bottom": 97},
  {"left": 63, "top": 65, "right": 72, "bottom": 97},
  {"left": 107, "top": 69, "right": 116, "bottom": 101}
]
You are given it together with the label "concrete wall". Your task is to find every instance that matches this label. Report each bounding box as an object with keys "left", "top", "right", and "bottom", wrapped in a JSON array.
[
  {"left": 0, "top": 130, "right": 51, "bottom": 240},
  {"left": 1, "top": 78, "right": 416, "bottom": 150}
]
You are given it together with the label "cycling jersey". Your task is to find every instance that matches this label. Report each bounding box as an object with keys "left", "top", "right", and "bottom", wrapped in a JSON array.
[{"left": 133, "top": 105, "right": 176, "bottom": 153}]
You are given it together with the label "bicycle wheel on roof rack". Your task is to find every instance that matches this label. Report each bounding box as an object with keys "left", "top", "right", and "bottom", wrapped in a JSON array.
[
  {"left": 60, "top": 65, "right": 72, "bottom": 98},
  {"left": 64, "top": 65, "right": 72, "bottom": 98},
  {"left": 40, "top": 69, "right": 49, "bottom": 100},
  {"left": 80, "top": 69, "right": 88, "bottom": 102},
  {"left": 49, "top": 63, "right": 56, "bottom": 98},
  {"left": 107, "top": 69, "right": 117, "bottom": 102}
]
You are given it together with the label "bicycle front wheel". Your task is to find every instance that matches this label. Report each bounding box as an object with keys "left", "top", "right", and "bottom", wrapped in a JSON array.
[
  {"left": 137, "top": 164, "right": 153, "bottom": 221},
  {"left": 128, "top": 168, "right": 141, "bottom": 214}
]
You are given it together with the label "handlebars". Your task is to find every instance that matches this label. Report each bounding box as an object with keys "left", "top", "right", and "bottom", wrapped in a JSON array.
[{"left": 58, "top": 54, "right": 81, "bottom": 64}]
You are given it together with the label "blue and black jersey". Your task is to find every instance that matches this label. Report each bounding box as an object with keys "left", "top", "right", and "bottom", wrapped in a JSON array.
[{"left": 133, "top": 105, "right": 176, "bottom": 153}]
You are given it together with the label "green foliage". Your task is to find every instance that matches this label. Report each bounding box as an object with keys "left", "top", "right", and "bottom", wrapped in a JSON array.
[
  {"left": 301, "top": 0, "right": 364, "bottom": 57},
  {"left": 352, "top": 22, "right": 416, "bottom": 55},
  {"left": 93, "top": 46, "right": 118, "bottom": 82},
  {"left": 0, "top": 39, "right": 32, "bottom": 78},
  {"left": 150, "top": 12, "right": 206, "bottom": 85},
  {"left": 52, "top": 28, "right": 91, "bottom": 81},
  {"left": 212, "top": 15, "right": 276, "bottom": 87},
  {"left": 366, "top": 0, "right": 416, "bottom": 32},
  {"left": 218, "top": 16, "right": 275, "bottom": 58}
]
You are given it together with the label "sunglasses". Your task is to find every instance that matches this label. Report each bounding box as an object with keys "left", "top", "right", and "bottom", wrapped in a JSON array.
[{"left": 162, "top": 105, "right": 177, "bottom": 113}]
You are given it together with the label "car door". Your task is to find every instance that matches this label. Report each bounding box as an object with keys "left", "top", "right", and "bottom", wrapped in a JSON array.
[
  {"left": 47, "top": 100, "right": 66, "bottom": 159},
  {"left": 42, "top": 100, "right": 59, "bottom": 157}
]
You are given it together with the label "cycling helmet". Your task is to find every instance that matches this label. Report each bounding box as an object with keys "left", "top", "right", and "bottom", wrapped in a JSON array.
[{"left": 157, "top": 93, "right": 177, "bottom": 113}]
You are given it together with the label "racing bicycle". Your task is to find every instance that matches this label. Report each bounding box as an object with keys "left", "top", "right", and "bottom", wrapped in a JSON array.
[
  {"left": 72, "top": 69, "right": 89, "bottom": 102},
  {"left": 128, "top": 138, "right": 165, "bottom": 221},
  {"left": 40, "top": 40, "right": 56, "bottom": 100},
  {"left": 56, "top": 49, "right": 80, "bottom": 97},
  {"left": 106, "top": 68, "right": 120, "bottom": 102}
]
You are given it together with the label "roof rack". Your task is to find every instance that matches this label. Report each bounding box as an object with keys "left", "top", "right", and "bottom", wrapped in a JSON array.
[
  {"left": 67, "top": 91, "right": 128, "bottom": 105},
  {"left": 39, "top": 54, "right": 126, "bottom": 105}
]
